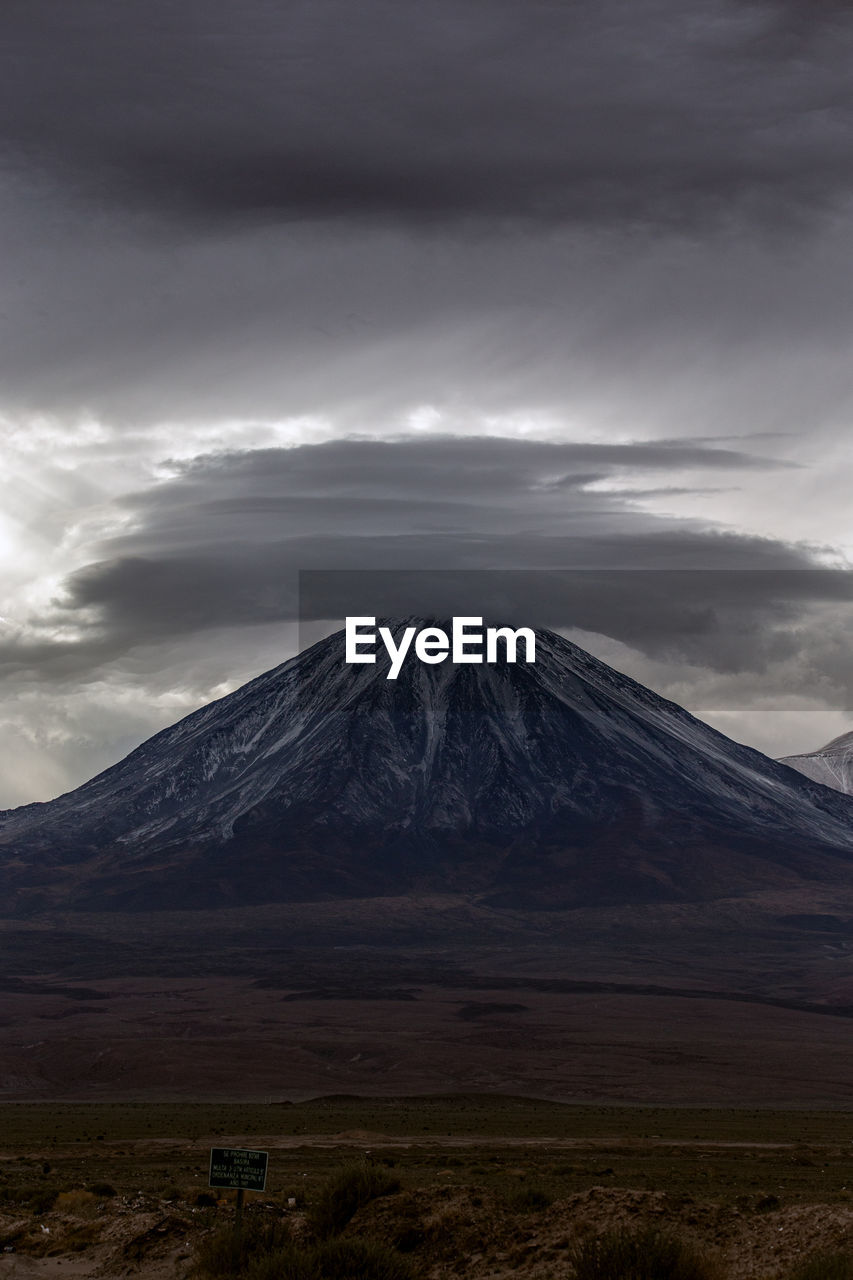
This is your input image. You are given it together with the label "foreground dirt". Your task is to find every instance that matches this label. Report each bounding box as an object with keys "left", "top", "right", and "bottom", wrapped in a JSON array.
[
  {"left": 4, "top": 1100, "right": 853, "bottom": 1277},
  {"left": 3, "top": 1183, "right": 853, "bottom": 1279},
  {"left": 0, "top": 1193, "right": 195, "bottom": 1279},
  {"left": 356, "top": 1184, "right": 853, "bottom": 1280}
]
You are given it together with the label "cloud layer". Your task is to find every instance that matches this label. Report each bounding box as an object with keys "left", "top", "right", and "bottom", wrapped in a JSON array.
[
  {"left": 5, "top": 1, "right": 853, "bottom": 230},
  {"left": 2, "top": 434, "right": 844, "bottom": 678},
  {"left": 2, "top": 2, "right": 853, "bottom": 802}
]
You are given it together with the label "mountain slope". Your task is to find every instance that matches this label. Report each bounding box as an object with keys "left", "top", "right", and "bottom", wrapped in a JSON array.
[
  {"left": 780, "top": 731, "right": 853, "bottom": 796},
  {"left": 2, "top": 622, "right": 853, "bottom": 912}
]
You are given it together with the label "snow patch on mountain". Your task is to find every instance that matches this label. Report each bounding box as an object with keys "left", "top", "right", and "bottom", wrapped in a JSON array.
[{"left": 780, "top": 731, "right": 853, "bottom": 796}]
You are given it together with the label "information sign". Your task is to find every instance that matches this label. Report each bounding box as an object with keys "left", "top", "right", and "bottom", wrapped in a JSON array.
[{"left": 209, "top": 1147, "right": 268, "bottom": 1192}]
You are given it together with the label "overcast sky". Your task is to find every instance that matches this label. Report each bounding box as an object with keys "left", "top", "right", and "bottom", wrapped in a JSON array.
[{"left": 2, "top": 0, "right": 853, "bottom": 805}]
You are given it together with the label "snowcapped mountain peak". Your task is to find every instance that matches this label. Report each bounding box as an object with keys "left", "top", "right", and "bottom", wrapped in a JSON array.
[
  {"left": 2, "top": 622, "right": 853, "bottom": 912},
  {"left": 780, "top": 731, "right": 853, "bottom": 796}
]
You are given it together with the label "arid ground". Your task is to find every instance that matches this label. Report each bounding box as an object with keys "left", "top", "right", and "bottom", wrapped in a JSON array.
[
  {"left": 3, "top": 1099, "right": 853, "bottom": 1277},
  {"left": 3, "top": 894, "right": 853, "bottom": 1274},
  {"left": 4, "top": 892, "right": 853, "bottom": 1104}
]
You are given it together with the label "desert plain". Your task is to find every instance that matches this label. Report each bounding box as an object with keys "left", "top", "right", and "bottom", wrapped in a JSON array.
[{"left": 1, "top": 891, "right": 853, "bottom": 1275}]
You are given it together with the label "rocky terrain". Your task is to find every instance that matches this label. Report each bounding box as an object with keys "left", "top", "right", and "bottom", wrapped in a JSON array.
[{"left": 3, "top": 1098, "right": 853, "bottom": 1278}]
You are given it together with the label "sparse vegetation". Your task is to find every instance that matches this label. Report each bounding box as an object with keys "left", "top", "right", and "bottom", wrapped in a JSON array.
[
  {"left": 88, "top": 1180, "right": 116, "bottom": 1197},
  {"left": 244, "top": 1237, "right": 414, "bottom": 1280},
  {"left": 55, "top": 1189, "right": 100, "bottom": 1216},
  {"left": 59, "top": 1221, "right": 103, "bottom": 1253},
  {"left": 0, "top": 1181, "right": 58, "bottom": 1212},
  {"left": 307, "top": 1159, "right": 401, "bottom": 1239},
  {"left": 788, "top": 1252, "right": 853, "bottom": 1280},
  {"left": 4, "top": 1103, "right": 853, "bottom": 1277},
  {"left": 569, "top": 1226, "right": 717, "bottom": 1280},
  {"left": 28, "top": 1186, "right": 59, "bottom": 1214},
  {"left": 194, "top": 1218, "right": 294, "bottom": 1276},
  {"left": 194, "top": 1221, "right": 412, "bottom": 1280},
  {"left": 504, "top": 1184, "right": 553, "bottom": 1211}
]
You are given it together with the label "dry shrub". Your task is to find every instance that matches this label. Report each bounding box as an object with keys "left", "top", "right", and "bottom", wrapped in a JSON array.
[
  {"left": 307, "top": 1160, "right": 400, "bottom": 1240},
  {"left": 788, "top": 1252, "right": 853, "bottom": 1280},
  {"left": 569, "top": 1226, "right": 717, "bottom": 1280},
  {"left": 193, "top": 1219, "right": 293, "bottom": 1277},
  {"left": 29, "top": 1187, "right": 59, "bottom": 1214},
  {"left": 88, "top": 1181, "right": 116, "bottom": 1198},
  {"left": 504, "top": 1184, "right": 552, "bottom": 1211},
  {"left": 194, "top": 1218, "right": 412, "bottom": 1280},
  {"left": 55, "top": 1190, "right": 99, "bottom": 1217},
  {"left": 245, "top": 1237, "right": 413, "bottom": 1280},
  {"left": 0, "top": 1182, "right": 58, "bottom": 1212}
]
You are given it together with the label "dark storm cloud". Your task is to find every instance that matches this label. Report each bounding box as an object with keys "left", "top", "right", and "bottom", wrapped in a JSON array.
[
  {"left": 2, "top": 0, "right": 851, "bottom": 434},
  {"left": 4, "top": 1, "right": 853, "bottom": 805},
  {"left": 1, "top": 436, "right": 843, "bottom": 682},
  {"left": 3, "top": 0, "right": 853, "bottom": 230},
  {"left": 748, "top": 0, "right": 853, "bottom": 43}
]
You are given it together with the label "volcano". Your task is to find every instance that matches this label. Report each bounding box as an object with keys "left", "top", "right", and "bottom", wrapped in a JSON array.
[{"left": 2, "top": 621, "right": 853, "bottom": 913}]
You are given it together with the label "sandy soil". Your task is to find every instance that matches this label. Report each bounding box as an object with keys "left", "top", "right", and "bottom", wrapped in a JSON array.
[{"left": 0, "top": 1198, "right": 195, "bottom": 1279}]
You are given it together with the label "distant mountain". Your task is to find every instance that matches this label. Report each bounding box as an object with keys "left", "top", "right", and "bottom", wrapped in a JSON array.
[
  {"left": 780, "top": 731, "right": 853, "bottom": 796},
  {"left": 2, "top": 621, "right": 853, "bottom": 913}
]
